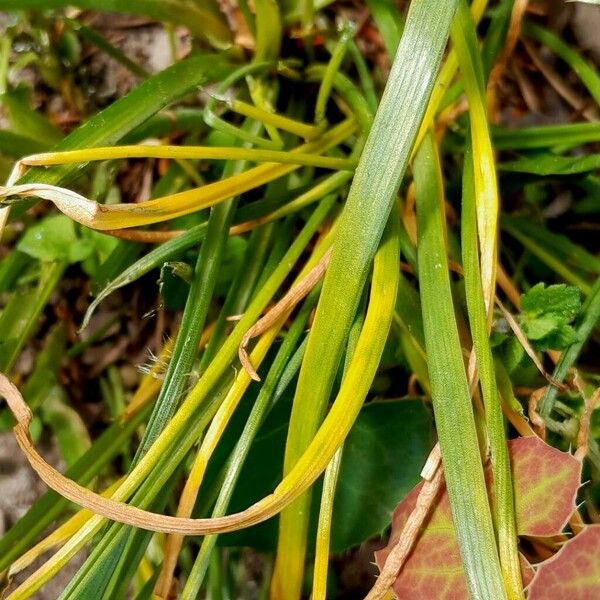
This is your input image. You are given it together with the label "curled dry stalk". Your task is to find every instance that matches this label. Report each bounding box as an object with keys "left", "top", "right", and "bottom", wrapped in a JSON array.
[
  {"left": 0, "top": 210, "right": 398, "bottom": 538},
  {"left": 239, "top": 247, "right": 332, "bottom": 381}
]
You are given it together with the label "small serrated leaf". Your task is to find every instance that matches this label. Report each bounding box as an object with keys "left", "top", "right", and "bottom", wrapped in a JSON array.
[
  {"left": 375, "top": 437, "right": 582, "bottom": 599},
  {"left": 521, "top": 283, "right": 581, "bottom": 321},
  {"left": 519, "top": 283, "right": 582, "bottom": 351},
  {"left": 510, "top": 437, "right": 581, "bottom": 537},
  {"left": 528, "top": 525, "right": 600, "bottom": 599}
]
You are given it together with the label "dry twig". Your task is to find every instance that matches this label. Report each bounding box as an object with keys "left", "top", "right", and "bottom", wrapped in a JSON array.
[{"left": 365, "top": 444, "right": 443, "bottom": 600}]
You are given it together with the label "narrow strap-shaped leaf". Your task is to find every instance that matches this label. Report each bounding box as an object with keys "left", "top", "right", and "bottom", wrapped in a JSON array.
[
  {"left": 311, "top": 299, "right": 365, "bottom": 600},
  {"left": 0, "top": 0, "right": 232, "bottom": 49},
  {"left": 492, "top": 121, "right": 600, "bottom": 150},
  {"left": 365, "top": 0, "right": 404, "bottom": 58},
  {"left": 413, "top": 0, "right": 489, "bottom": 154},
  {"left": 463, "top": 139, "right": 523, "bottom": 599},
  {"left": 272, "top": 1, "right": 459, "bottom": 596},
  {"left": 7, "top": 54, "right": 231, "bottom": 221},
  {"left": 523, "top": 21, "right": 600, "bottom": 106},
  {"left": 254, "top": 0, "right": 282, "bottom": 62},
  {"left": 21, "top": 146, "right": 356, "bottom": 170},
  {"left": 453, "top": 5, "right": 522, "bottom": 594},
  {"left": 451, "top": 0, "right": 499, "bottom": 314},
  {"left": 415, "top": 130, "right": 507, "bottom": 600},
  {"left": 0, "top": 261, "right": 64, "bottom": 372}
]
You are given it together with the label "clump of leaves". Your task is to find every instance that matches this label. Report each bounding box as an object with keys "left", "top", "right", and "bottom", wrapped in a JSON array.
[{"left": 0, "top": 1, "right": 599, "bottom": 599}]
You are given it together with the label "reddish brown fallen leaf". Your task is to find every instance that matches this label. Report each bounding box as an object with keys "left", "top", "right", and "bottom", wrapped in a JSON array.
[
  {"left": 375, "top": 482, "right": 466, "bottom": 599},
  {"left": 511, "top": 437, "right": 581, "bottom": 537},
  {"left": 528, "top": 525, "right": 600, "bottom": 599},
  {"left": 519, "top": 553, "right": 535, "bottom": 588},
  {"left": 375, "top": 437, "right": 581, "bottom": 600}
]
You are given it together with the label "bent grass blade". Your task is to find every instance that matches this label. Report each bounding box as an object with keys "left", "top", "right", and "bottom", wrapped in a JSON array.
[
  {"left": 1, "top": 120, "right": 356, "bottom": 230},
  {"left": 273, "top": 1, "right": 459, "bottom": 596},
  {"left": 0, "top": 204, "right": 398, "bottom": 560}
]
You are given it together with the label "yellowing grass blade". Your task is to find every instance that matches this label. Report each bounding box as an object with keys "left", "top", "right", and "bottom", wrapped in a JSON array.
[
  {"left": 0, "top": 206, "right": 399, "bottom": 540},
  {"left": 273, "top": 1, "right": 459, "bottom": 596},
  {"left": 21, "top": 145, "right": 356, "bottom": 170},
  {"left": 412, "top": 0, "right": 489, "bottom": 155},
  {"left": 462, "top": 140, "right": 524, "bottom": 599},
  {"left": 451, "top": 0, "right": 499, "bottom": 315},
  {"left": 1, "top": 120, "right": 356, "bottom": 230}
]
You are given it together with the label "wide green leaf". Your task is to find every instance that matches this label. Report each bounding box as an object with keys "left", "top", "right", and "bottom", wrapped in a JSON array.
[{"left": 220, "top": 398, "right": 433, "bottom": 552}]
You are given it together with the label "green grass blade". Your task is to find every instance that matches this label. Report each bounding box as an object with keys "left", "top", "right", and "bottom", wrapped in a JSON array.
[
  {"left": 501, "top": 216, "right": 600, "bottom": 277},
  {"left": 311, "top": 446, "right": 343, "bottom": 600},
  {"left": 311, "top": 300, "right": 364, "bottom": 600},
  {"left": 502, "top": 218, "right": 593, "bottom": 294},
  {"left": 0, "top": 130, "right": 50, "bottom": 158},
  {"left": 1, "top": 90, "right": 62, "bottom": 144},
  {"left": 64, "top": 18, "right": 150, "bottom": 78},
  {"left": 315, "top": 24, "right": 354, "bottom": 124},
  {"left": 273, "top": 2, "right": 458, "bottom": 595},
  {"left": 452, "top": 6, "right": 522, "bottom": 592},
  {"left": 0, "top": 0, "right": 232, "bottom": 49},
  {"left": 415, "top": 130, "right": 507, "bottom": 599},
  {"left": 254, "top": 0, "right": 282, "bottom": 62},
  {"left": 347, "top": 39, "right": 379, "bottom": 112},
  {"left": 365, "top": 0, "right": 404, "bottom": 58},
  {"left": 492, "top": 121, "right": 600, "bottom": 150},
  {"left": 500, "top": 152, "right": 600, "bottom": 176},
  {"left": 523, "top": 21, "right": 600, "bottom": 106},
  {"left": 134, "top": 174, "right": 237, "bottom": 461},
  {"left": 0, "top": 261, "right": 64, "bottom": 372}
]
